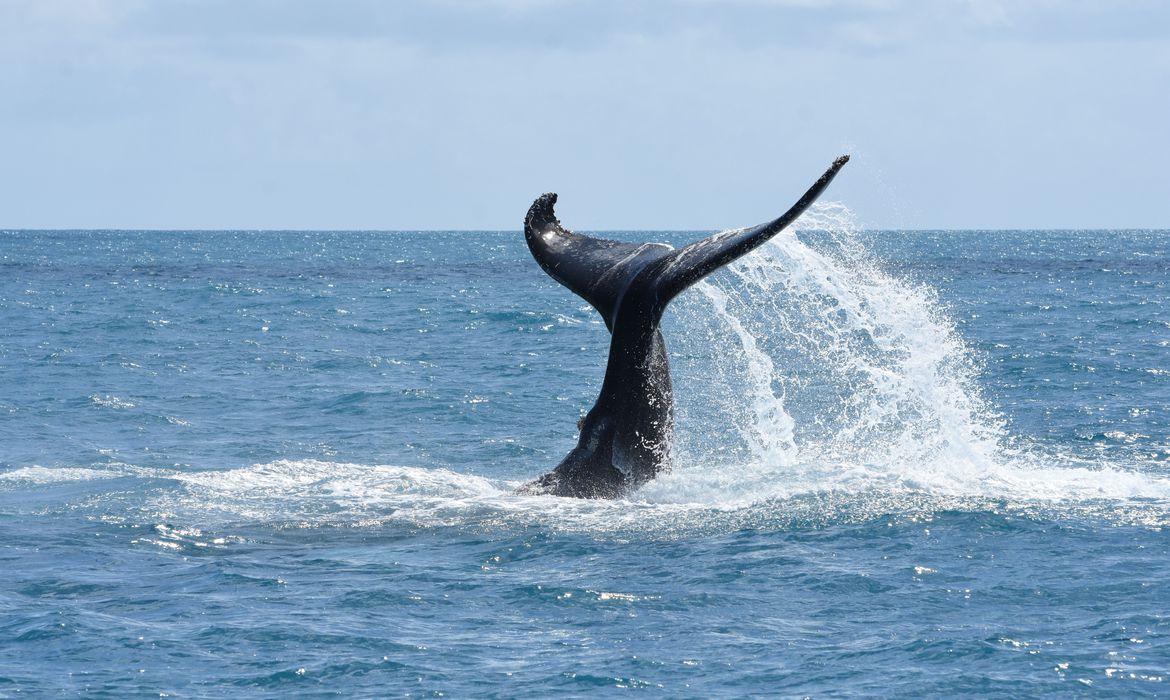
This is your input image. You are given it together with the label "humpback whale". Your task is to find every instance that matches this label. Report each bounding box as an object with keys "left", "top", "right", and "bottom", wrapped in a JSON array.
[{"left": 520, "top": 155, "right": 850, "bottom": 498}]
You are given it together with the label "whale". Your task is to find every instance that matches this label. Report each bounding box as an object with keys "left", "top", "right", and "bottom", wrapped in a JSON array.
[{"left": 519, "top": 155, "right": 850, "bottom": 498}]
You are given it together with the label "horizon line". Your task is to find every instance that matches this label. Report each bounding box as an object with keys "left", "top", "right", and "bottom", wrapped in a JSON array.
[{"left": 3, "top": 227, "right": 1168, "bottom": 234}]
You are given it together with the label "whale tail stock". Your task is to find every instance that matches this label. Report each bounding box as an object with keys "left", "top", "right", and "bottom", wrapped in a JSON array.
[
  {"left": 524, "top": 155, "right": 850, "bottom": 322},
  {"left": 522, "top": 155, "right": 849, "bottom": 498}
]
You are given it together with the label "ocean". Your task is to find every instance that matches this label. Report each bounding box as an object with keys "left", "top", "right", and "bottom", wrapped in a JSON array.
[{"left": 1, "top": 207, "right": 1168, "bottom": 696}]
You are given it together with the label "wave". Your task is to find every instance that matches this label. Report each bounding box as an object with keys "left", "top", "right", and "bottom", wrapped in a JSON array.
[
  {"left": 151, "top": 456, "right": 1170, "bottom": 535},
  {"left": 0, "top": 466, "right": 124, "bottom": 484},
  {"left": 4, "top": 453, "right": 1169, "bottom": 537}
]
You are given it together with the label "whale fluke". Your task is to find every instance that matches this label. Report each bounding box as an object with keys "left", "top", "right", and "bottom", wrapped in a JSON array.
[
  {"left": 654, "top": 154, "right": 850, "bottom": 304},
  {"left": 521, "top": 155, "right": 850, "bottom": 498},
  {"left": 524, "top": 193, "right": 675, "bottom": 327}
]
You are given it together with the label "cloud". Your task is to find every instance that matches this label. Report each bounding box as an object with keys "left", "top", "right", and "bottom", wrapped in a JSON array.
[
  {"left": 0, "top": 0, "right": 1166, "bottom": 228},
  {"left": 4, "top": 0, "right": 1168, "bottom": 54}
]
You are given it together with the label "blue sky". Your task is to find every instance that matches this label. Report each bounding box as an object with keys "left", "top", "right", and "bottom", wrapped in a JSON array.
[{"left": 1, "top": 0, "right": 1166, "bottom": 229}]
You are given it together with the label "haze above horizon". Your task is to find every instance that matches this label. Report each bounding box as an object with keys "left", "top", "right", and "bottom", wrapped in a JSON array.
[{"left": 1, "top": 1, "right": 1166, "bottom": 231}]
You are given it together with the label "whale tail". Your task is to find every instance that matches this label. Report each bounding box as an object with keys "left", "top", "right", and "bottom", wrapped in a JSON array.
[
  {"left": 522, "top": 155, "right": 850, "bottom": 498},
  {"left": 524, "top": 155, "right": 850, "bottom": 321}
]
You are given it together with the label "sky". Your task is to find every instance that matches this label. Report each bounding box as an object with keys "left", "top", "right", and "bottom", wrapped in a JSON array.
[{"left": 0, "top": 0, "right": 1167, "bottom": 230}]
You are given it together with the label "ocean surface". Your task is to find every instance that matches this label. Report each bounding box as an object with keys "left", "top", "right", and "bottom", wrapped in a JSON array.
[{"left": 1, "top": 208, "right": 1168, "bottom": 697}]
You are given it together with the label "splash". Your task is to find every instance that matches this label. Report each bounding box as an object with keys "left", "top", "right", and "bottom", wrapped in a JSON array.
[{"left": 658, "top": 202, "right": 1170, "bottom": 507}]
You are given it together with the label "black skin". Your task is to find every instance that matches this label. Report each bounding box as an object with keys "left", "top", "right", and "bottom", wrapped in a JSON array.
[
  {"left": 522, "top": 249, "right": 677, "bottom": 498},
  {"left": 518, "top": 156, "right": 850, "bottom": 498}
]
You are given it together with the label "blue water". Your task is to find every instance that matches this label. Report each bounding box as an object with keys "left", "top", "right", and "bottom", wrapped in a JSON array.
[{"left": 2, "top": 214, "right": 1168, "bottom": 696}]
